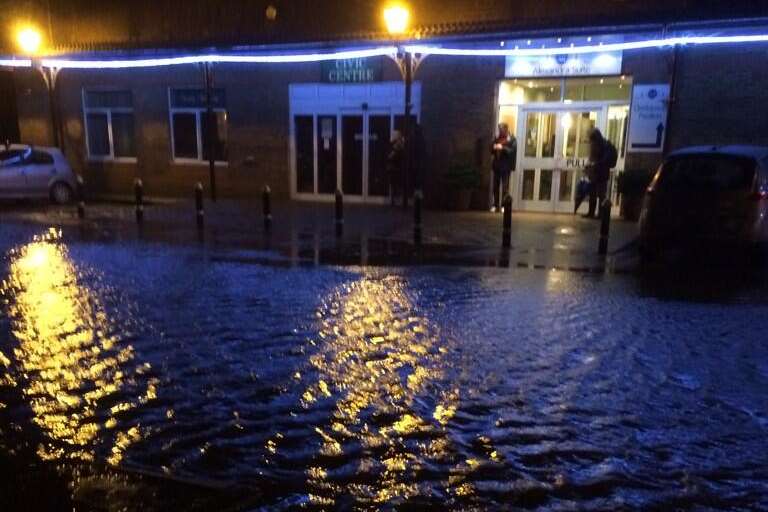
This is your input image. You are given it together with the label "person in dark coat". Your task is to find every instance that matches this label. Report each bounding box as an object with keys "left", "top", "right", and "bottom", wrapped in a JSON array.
[
  {"left": 387, "top": 130, "right": 404, "bottom": 205},
  {"left": 584, "top": 128, "right": 615, "bottom": 218},
  {"left": 490, "top": 123, "right": 517, "bottom": 212}
]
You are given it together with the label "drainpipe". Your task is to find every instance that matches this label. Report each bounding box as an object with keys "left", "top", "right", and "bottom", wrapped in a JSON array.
[
  {"left": 663, "top": 25, "right": 680, "bottom": 157},
  {"left": 36, "top": 64, "right": 62, "bottom": 151},
  {"left": 204, "top": 61, "right": 217, "bottom": 201}
]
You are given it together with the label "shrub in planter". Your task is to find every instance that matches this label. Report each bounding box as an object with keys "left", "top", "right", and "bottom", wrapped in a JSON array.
[
  {"left": 441, "top": 162, "right": 481, "bottom": 210},
  {"left": 617, "top": 168, "right": 655, "bottom": 221}
]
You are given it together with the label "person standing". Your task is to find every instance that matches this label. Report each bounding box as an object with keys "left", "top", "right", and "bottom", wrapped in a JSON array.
[
  {"left": 490, "top": 123, "right": 517, "bottom": 212},
  {"left": 387, "top": 130, "right": 404, "bottom": 206},
  {"left": 584, "top": 128, "right": 617, "bottom": 218}
]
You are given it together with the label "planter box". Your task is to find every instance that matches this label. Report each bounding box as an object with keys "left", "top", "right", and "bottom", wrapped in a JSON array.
[{"left": 620, "top": 194, "right": 644, "bottom": 222}]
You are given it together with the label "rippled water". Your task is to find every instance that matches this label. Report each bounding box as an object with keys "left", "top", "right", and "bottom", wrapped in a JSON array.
[{"left": 1, "top": 227, "right": 768, "bottom": 510}]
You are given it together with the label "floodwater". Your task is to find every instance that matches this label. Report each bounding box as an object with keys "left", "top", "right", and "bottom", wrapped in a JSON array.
[{"left": 1, "top": 223, "right": 767, "bottom": 511}]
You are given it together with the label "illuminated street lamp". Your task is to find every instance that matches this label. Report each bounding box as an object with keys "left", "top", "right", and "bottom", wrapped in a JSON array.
[
  {"left": 16, "top": 26, "right": 42, "bottom": 55},
  {"left": 383, "top": 5, "right": 409, "bottom": 35},
  {"left": 15, "top": 24, "right": 62, "bottom": 148},
  {"left": 384, "top": 3, "right": 416, "bottom": 207}
]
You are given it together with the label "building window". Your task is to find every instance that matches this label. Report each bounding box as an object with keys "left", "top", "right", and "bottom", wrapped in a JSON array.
[
  {"left": 498, "top": 76, "right": 631, "bottom": 106},
  {"left": 169, "top": 88, "right": 227, "bottom": 163},
  {"left": 83, "top": 90, "right": 136, "bottom": 160}
]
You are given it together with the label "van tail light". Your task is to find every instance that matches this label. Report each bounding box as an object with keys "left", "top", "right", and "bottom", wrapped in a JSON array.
[{"left": 750, "top": 190, "right": 768, "bottom": 201}]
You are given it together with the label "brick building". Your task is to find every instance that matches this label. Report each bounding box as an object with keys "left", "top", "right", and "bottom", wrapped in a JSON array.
[{"left": 2, "top": 0, "right": 768, "bottom": 211}]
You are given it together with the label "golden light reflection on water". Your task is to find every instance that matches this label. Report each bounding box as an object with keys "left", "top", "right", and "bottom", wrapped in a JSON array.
[
  {"left": 1, "top": 229, "right": 154, "bottom": 465},
  {"left": 290, "top": 275, "right": 463, "bottom": 506}
]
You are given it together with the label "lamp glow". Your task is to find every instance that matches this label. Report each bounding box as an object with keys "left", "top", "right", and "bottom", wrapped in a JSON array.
[
  {"left": 0, "top": 58, "right": 32, "bottom": 67},
  {"left": 16, "top": 26, "right": 42, "bottom": 55},
  {"left": 0, "top": 31, "right": 765, "bottom": 71},
  {"left": 41, "top": 46, "right": 397, "bottom": 69},
  {"left": 384, "top": 5, "right": 410, "bottom": 35}
]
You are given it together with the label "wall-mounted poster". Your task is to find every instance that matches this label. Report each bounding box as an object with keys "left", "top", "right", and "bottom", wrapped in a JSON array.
[{"left": 628, "top": 84, "right": 670, "bottom": 153}]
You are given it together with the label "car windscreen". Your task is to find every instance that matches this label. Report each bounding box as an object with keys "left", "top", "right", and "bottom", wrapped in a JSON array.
[
  {"left": 0, "top": 149, "right": 26, "bottom": 163},
  {"left": 659, "top": 154, "right": 756, "bottom": 192},
  {"left": 26, "top": 149, "right": 54, "bottom": 164}
]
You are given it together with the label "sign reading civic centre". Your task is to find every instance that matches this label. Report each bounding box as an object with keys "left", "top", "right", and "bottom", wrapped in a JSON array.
[
  {"left": 321, "top": 58, "right": 382, "bottom": 83},
  {"left": 627, "top": 84, "right": 670, "bottom": 153},
  {"left": 505, "top": 51, "right": 622, "bottom": 77}
]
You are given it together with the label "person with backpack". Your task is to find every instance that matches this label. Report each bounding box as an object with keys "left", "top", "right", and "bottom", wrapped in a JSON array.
[{"left": 583, "top": 128, "right": 617, "bottom": 219}]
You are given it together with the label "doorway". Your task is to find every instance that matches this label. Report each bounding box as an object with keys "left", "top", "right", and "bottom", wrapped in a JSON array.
[
  {"left": 289, "top": 82, "right": 421, "bottom": 202},
  {"left": 518, "top": 108, "right": 600, "bottom": 213},
  {"left": 340, "top": 110, "right": 391, "bottom": 198},
  {"left": 497, "top": 76, "right": 631, "bottom": 213}
]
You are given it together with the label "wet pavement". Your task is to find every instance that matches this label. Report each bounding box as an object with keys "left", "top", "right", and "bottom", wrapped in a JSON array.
[
  {"left": 1, "top": 204, "right": 768, "bottom": 511},
  {"left": 0, "top": 199, "right": 640, "bottom": 271}
]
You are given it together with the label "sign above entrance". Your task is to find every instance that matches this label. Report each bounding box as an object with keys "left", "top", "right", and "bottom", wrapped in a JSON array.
[
  {"left": 627, "top": 84, "right": 670, "bottom": 153},
  {"left": 321, "top": 57, "right": 383, "bottom": 83},
  {"left": 505, "top": 51, "right": 622, "bottom": 77}
]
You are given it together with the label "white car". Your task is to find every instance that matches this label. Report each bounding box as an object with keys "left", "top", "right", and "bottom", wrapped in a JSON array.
[{"left": 0, "top": 144, "right": 79, "bottom": 204}]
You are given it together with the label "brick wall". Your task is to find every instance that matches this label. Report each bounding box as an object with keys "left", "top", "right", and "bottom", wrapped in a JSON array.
[
  {"left": 669, "top": 43, "right": 768, "bottom": 149},
  {"left": 18, "top": 63, "right": 320, "bottom": 199},
  {"left": 12, "top": 42, "right": 768, "bottom": 205},
  {"left": 419, "top": 55, "right": 504, "bottom": 209}
]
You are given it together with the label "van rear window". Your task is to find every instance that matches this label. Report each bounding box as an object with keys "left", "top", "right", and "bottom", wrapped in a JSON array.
[{"left": 659, "top": 155, "right": 755, "bottom": 191}]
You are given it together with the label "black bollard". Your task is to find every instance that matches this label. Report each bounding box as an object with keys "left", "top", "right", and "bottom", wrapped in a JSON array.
[
  {"left": 335, "top": 189, "right": 344, "bottom": 238},
  {"left": 598, "top": 199, "right": 612, "bottom": 255},
  {"left": 502, "top": 195, "right": 512, "bottom": 248},
  {"left": 134, "top": 178, "right": 144, "bottom": 224},
  {"left": 76, "top": 175, "right": 85, "bottom": 219},
  {"left": 262, "top": 185, "right": 272, "bottom": 232},
  {"left": 195, "top": 182, "right": 204, "bottom": 229},
  {"left": 413, "top": 189, "right": 423, "bottom": 245}
]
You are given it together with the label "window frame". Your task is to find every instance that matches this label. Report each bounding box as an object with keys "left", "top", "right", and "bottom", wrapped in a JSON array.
[
  {"left": 82, "top": 88, "right": 137, "bottom": 163},
  {"left": 167, "top": 87, "right": 228, "bottom": 166},
  {"left": 498, "top": 76, "right": 632, "bottom": 107}
]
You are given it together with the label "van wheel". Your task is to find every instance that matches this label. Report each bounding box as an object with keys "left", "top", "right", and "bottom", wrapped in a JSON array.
[{"left": 50, "top": 182, "right": 73, "bottom": 205}]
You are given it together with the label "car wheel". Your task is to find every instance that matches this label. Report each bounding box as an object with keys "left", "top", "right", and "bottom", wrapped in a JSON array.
[{"left": 50, "top": 182, "right": 73, "bottom": 205}]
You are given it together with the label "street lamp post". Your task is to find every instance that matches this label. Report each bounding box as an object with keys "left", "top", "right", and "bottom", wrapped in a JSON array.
[
  {"left": 40, "top": 65, "right": 61, "bottom": 148},
  {"left": 16, "top": 25, "right": 62, "bottom": 149},
  {"left": 384, "top": 4, "right": 413, "bottom": 208},
  {"left": 401, "top": 49, "right": 412, "bottom": 208},
  {"left": 203, "top": 61, "right": 217, "bottom": 201}
]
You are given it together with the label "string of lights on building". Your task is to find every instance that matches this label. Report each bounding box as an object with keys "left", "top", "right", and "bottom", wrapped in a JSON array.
[{"left": 1, "top": 32, "right": 768, "bottom": 69}]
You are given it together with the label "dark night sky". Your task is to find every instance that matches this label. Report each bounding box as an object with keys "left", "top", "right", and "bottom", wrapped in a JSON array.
[{"left": 1, "top": 0, "right": 767, "bottom": 53}]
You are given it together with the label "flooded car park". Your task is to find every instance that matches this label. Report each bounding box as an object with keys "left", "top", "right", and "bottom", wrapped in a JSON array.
[{"left": 1, "top": 221, "right": 767, "bottom": 510}]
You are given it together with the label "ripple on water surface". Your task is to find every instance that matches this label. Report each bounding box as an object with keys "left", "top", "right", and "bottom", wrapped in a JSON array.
[{"left": 1, "top": 228, "right": 767, "bottom": 510}]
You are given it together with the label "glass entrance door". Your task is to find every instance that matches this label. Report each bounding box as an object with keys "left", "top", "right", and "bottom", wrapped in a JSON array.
[
  {"left": 341, "top": 114, "right": 364, "bottom": 195},
  {"left": 340, "top": 110, "right": 391, "bottom": 200},
  {"left": 517, "top": 109, "right": 600, "bottom": 213},
  {"left": 367, "top": 113, "right": 391, "bottom": 197},
  {"left": 292, "top": 106, "right": 410, "bottom": 202},
  {"left": 556, "top": 110, "right": 599, "bottom": 213},
  {"left": 518, "top": 111, "right": 557, "bottom": 211}
]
